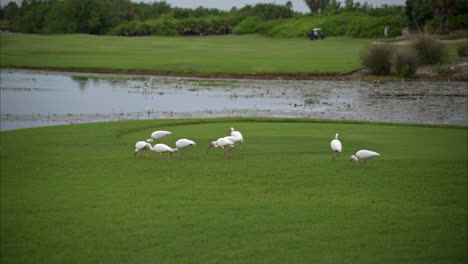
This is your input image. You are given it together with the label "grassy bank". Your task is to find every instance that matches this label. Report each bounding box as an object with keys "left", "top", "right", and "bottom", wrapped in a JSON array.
[
  {"left": 1, "top": 118, "right": 467, "bottom": 263},
  {"left": 0, "top": 34, "right": 369, "bottom": 75}
]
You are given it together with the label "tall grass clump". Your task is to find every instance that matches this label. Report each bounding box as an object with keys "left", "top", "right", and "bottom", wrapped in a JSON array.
[
  {"left": 458, "top": 43, "right": 468, "bottom": 57},
  {"left": 361, "top": 44, "right": 393, "bottom": 75},
  {"left": 394, "top": 48, "right": 418, "bottom": 78},
  {"left": 411, "top": 35, "right": 448, "bottom": 65}
]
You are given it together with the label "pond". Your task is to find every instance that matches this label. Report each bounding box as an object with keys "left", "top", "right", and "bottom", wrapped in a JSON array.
[{"left": 1, "top": 69, "right": 466, "bottom": 130}]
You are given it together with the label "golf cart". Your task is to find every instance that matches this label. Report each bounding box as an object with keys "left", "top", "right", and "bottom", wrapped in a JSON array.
[{"left": 308, "top": 28, "right": 324, "bottom": 40}]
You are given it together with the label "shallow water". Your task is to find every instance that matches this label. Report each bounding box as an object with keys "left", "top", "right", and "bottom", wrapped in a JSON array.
[{"left": 1, "top": 69, "right": 466, "bottom": 130}]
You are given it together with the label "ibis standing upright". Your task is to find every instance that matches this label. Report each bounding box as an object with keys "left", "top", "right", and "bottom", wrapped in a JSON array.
[
  {"left": 330, "top": 133, "right": 342, "bottom": 160},
  {"left": 348, "top": 150, "right": 381, "bottom": 166},
  {"left": 227, "top": 127, "right": 244, "bottom": 151}
]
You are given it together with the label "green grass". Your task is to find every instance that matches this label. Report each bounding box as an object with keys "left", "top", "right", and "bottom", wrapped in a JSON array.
[
  {"left": 1, "top": 118, "right": 467, "bottom": 263},
  {"left": 0, "top": 34, "right": 370, "bottom": 74}
]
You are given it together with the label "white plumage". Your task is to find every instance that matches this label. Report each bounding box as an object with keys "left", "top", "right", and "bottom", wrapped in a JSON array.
[
  {"left": 348, "top": 150, "right": 381, "bottom": 166},
  {"left": 151, "top": 143, "right": 176, "bottom": 160},
  {"left": 134, "top": 141, "right": 152, "bottom": 159},
  {"left": 223, "top": 136, "right": 243, "bottom": 144},
  {"left": 174, "top": 139, "right": 196, "bottom": 159},
  {"left": 227, "top": 127, "right": 244, "bottom": 151},
  {"left": 330, "top": 133, "right": 342, "bottom": 159},
  {"left": 151, "top": 130, "right": 172, "bottom": 142},
  {"left": 207, "top": 137, "right": 235, "bottom": 159},
  {"left": 228, "top": 127, "right": 244, "bottom": 141}
]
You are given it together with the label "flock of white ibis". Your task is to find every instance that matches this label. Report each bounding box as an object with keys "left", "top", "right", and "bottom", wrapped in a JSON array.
[
  {"left": 135, "top": 128, "right": 380, "bottom": 166},
  {"left": 134, "top": 127, "right": 244, "bottom": 160}
]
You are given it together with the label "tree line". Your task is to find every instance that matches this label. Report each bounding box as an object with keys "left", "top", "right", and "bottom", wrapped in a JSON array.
[{"left": 0, "top": 0, "right": 466, "bottom": 37}]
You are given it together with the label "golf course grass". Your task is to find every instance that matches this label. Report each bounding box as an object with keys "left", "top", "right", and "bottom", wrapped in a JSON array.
[
  {"left": 1, "top": 118, "right": 466, "bottom": 263},
  {"left": 0, "top": 34, "right": 370, "bottom": 75}
]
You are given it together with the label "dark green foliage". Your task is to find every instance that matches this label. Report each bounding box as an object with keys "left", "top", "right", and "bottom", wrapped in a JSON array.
[
  {"left": 361, "top": 44, "right": 394, "bottom": 75},
  {"left": 405, "top": 0, "right": 466, "bottom": 33},
  {"left": 394, "top": 48, "right": 418, "bottom": 77},
  {"left": 412, "top": 35, "right": 448, "bottom": 65},
  {"left": 405, "top": 0, "right": 433, "bottom": 31},
  {"left": 345, "top": 15, "right": 406, "bottom": 38},
  {"left": 0, "top": 0, "right": 409, "bottom": 38},
  {"left": 233, "top": 12, "right": 406, "bottom": 38},
  {"left": 449, "top": 14, "right": 468, "bottom": 30},
  {"left": 458, "top": 43, "right": 468, "bottom": 57},
  {"left": 233, "top": 3, "right": 294, "bottom": 20}
]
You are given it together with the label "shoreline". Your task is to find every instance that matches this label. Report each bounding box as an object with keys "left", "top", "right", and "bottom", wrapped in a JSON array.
[{"left": 1, "top": 66, "right": 467, "bottom": 82}]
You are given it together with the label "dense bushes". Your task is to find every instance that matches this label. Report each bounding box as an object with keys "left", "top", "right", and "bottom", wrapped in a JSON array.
[
  {"left": 360, "top": 44, "right": 394, "bottom": 75},
  {"left": 233, "top": 12, "right": 406, "bottom": 38},
  {"left": 412, "top": 35, "right": 448, "bottom": 65},
  {"left": 458, "top": 43, "right": 468, "bottom": 57},
  {"left": 405, "top": 0, "right": 468, "bottom": 34},
  {"left": 1, "top": 0, "right": 465, "bottom": 39},
  {"left": 112, "top": 16, "right": 237, "bottom": 36},
  {"left": 360, "top": 35, "right": 453, "bottom": 77},
  {"left": 394, "top": 48, "right": 418, "bottom": 77}
]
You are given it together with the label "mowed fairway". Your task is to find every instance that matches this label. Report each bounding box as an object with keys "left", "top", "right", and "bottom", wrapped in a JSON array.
[
  {"left": 1, "top": 118, "right": 467, "bottom": 263},
  {"left": 0, "top": 34, "right": 369, "bottom": 74}
]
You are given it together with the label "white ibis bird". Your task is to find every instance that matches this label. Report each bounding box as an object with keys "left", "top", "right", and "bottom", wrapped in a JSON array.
[
  {"left": 227, "top": 127, "right": 243, "bottom": 139},
  {"left": 224, "top": 136, "right": 243, "bottom": 144},
  {"left": 347, "top": 150, "right": 381, "bottom": 166},
  {"left": 330, "top": 133, "right": 342, "bottom": 159},
  {"left": 150, "top": 130, "right": 172, "bottom": 142},
  {"left": 207, "top": 137, "right": 235, "bottom": 160},
  {"left": 227, "top": 127, "right": 244, "bottom": 150},
  {"left": 134, "top": 141, "right": 152, "bottom": 159},
  {"left": 151, "top": 143, "right": 176, "bottom": 160},
  {"left": 174, "top": 139, "right": 196, "bottom": 159}
]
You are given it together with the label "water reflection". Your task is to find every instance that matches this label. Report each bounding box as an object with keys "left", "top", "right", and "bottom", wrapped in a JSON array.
[{"left": 1, "top": 69, "right": 467, "bottom": 131}]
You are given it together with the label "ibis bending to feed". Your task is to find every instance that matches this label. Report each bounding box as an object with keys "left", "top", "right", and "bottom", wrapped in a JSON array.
[
  {"left": 135, "top": 141, "right": 152, "bottom": 159},
  {"left": 330, "top": 133, "right": 342, "bottom": 159},
  {"left": 150, "top": 130, "right": 172, "bottom": 142},
  {"left": 174, "top": 139, "right": 196, "bottom": 159},
  {"left": 151, "top": 144, "right": 176, "bottom": 160},
  {"left": 207, "top": 137, "right": 235, "bottom": 160},
  {"left": 347, "top": 150, "right": 380, "bottom": 166}
]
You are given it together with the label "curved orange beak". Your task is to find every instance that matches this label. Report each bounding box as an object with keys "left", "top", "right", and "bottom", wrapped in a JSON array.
[
  {"left": 207, "top": 144, "right": 213, "bottom": 153},
  {"left": 347, "top": 158, "right": 352, "bottom": 166}
]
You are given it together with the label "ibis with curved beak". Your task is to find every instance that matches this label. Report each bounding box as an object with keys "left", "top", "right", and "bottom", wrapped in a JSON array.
[
  {"left": 207, "top": 137, "right": 235, "bottom": 160},
  {"left": 347, "top": 150, "right": 380, "bottom": 166}
]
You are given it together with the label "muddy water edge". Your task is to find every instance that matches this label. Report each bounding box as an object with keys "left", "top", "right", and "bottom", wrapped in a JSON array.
[{"left": 1, "top": 69, "right": 466, "bottom": 130}]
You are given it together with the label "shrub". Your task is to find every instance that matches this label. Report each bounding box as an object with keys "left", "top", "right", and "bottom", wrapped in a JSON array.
[
  {"left": 361, "top": 44, "right": 393, "bottom": 75},
  {"left": 411, "top": 35, "right": 448, "bottom": 65},
  {"left": 436, "top": 64, "right": 448, "bottom": 74},
  {"left": 458, "top": 43, "right": 468, "bottom": 57},
  {"left": 112, "top": 21, "right": 151, "bottom": 36},
  {"left": 449, "top": 14, "right": 468, "bottom": 31},
  {"left": 232, "top": 12, "right": 406, "bottom": 39},
  {"left": 394, "top": 48, "right": 418, "bottom": 78},
  {"left": 232, "top": 16, "right": 263, "bottom": 34}
]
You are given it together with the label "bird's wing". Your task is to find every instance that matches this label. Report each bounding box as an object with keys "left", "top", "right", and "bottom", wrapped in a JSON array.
[{"left": 357, "top": 150, "right": 380, "bottom": 158}]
